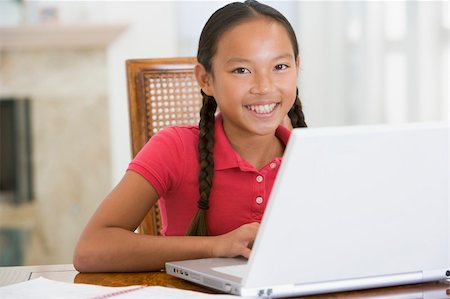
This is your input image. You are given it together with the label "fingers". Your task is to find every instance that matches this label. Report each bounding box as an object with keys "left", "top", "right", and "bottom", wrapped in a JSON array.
[
  {"left": 248, "top": 240, "right": 255, "bottom": 250},
  {"left": 240, "top": 246, "right": 252, "bottom": 259},
  {"left": 238, "top": 222, "right": 259, "bottom": 258},
  {"left": 212, "top": 222, "right": 260, "bottom": 258}
]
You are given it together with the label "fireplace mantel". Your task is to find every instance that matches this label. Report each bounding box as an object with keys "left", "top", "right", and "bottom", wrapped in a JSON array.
[{"left": 0, "top": 24, "right": 127, "bottom": 50}]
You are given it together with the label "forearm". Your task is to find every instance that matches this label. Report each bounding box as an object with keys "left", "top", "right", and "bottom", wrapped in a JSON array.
[{"left": 73, "top": 227, "right": 214, "bottom": 272}]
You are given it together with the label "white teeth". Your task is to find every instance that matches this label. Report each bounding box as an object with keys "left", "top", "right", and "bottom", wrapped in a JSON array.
[{"left": 247, "top": 103, "right": 277, "bottom": 114}]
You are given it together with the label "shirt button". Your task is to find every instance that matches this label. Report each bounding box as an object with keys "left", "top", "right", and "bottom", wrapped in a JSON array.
[
  {"left": 270, "top": 162, "right": 277, "bottom": 169},
  {"left": 256, "top": 175, "right": 263, "bottom": 183},
  {"left": 255, "top": 196, "right": 263, "bottom": 204}
]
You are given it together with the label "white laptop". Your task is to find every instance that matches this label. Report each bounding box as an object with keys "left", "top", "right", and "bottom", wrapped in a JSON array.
[{"left": 166, "top": 122, "right": 450, "bottom": 298}]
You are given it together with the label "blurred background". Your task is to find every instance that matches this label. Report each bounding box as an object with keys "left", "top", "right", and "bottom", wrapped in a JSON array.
[{"left": 0, "top": 0, "right": 448, "bottom": 266}]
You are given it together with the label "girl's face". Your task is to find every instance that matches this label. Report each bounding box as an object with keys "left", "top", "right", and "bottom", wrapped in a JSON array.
[{"left": 198, "top": 17, "right": 299, "bottom": 139}]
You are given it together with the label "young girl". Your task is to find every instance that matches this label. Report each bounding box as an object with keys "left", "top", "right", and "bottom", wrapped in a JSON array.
[{"left": 74, "top": 0, "right": 306, "bottom": 272}]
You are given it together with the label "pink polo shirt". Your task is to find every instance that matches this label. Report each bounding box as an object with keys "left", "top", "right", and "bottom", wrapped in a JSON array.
[{"left": 128, "top": 115, "right": 290, "bottom": 236}]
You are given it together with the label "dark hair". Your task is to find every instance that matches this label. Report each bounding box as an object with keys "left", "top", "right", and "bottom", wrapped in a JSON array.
[{"left": 186, "top": 0, "right": 307, "bottom": 236}]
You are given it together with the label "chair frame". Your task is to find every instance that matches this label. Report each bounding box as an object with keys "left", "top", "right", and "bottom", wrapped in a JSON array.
[{"left": 126, "top": 57, "right": 199, "bottom": 235}]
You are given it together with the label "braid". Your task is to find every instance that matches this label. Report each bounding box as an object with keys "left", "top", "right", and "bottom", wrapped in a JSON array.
[
  {"left": 186, "top": 90, "right": 217, "bottom": 236},
  {"left": 288, "top": 88, "right": 307, "bottom": 128}
]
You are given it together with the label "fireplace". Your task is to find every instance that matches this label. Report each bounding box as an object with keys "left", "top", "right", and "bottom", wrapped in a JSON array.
[
  {"left": 0, "top": 24, "right": 125, "bottom": 266},
  {"left": 0, "top": 98, "right": 33, "bottom": 204}
]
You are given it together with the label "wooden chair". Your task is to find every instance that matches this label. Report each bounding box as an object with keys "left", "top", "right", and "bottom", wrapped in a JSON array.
[{"left": 126, "top": 57, "right": 202, "bottom": 235}]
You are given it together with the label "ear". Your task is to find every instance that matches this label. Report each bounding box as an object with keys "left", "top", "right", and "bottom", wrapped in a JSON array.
[
  {"left": 194, "top": 64, "right": 213, "bottom": 96},
  {"left": 295, "top": 55, "right": 300, "bottom": 75}
]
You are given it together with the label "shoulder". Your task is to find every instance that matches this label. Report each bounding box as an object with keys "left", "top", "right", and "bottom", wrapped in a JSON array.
[
  {"left": 129, "top": 125, "right": 200, "bottom": 196},
  {"left": 154, "top": 125, "right": 199, "bottom": 145},
  {"left": 130, "top": 125, "right": 200, "bottom": 177},
  {"left": 165, "top": 125, "right": 199, "bottom": 137},
  {"left": 143, "top": 125, "right": 200, "bottom": 156}
]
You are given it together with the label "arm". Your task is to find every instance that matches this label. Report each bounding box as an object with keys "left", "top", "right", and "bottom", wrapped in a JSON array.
[{"left": 73, "top": 171, "right": 258, "bottom": 272}]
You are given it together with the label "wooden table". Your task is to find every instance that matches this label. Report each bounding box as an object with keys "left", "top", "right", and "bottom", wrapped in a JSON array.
[{"left": 1, "top": 264, "right": 449, "bottom": 298}]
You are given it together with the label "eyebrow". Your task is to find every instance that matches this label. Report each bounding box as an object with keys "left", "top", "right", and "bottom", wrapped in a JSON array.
[{"left": 225, "top": 53, "right": 294, "bottom": 65}]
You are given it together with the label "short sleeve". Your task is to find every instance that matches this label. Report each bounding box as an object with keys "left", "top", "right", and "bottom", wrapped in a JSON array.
[{"left": 127, "top": 127, "right": 186, "bottom": 197}]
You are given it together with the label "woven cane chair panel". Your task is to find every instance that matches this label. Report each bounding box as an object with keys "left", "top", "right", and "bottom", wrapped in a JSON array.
[
  {"left": 126, "top": 57, "right": 200, "bottom": 236},
  {"left": 144, "top": 72, "right": 202, "bottom": 136}
]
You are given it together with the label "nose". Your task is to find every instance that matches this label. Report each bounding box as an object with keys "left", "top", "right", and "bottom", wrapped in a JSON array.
[{"left": 250, "top": 71, "right": 275, "bottom": 95}]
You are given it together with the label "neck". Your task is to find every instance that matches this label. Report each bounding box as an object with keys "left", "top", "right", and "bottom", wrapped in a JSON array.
[{"left": 224, "top": 125, "right": 284, "bottom": 170}]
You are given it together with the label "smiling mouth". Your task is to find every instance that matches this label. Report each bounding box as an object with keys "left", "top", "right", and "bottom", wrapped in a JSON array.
[{"left": 245, "top": 103, "right": 278, "bottom": 114}]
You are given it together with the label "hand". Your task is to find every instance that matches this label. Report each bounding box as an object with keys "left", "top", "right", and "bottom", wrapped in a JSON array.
[{"left": 211, "top": 222, "right": 259, "bottom": 259}]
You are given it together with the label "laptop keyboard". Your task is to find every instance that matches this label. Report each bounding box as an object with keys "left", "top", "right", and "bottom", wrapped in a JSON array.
[{"left": 212, "top": 264, "right": 249, "bottom": 278}]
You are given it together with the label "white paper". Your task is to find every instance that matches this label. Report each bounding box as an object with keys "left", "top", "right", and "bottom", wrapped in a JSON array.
[{"left": 0, "top": 277, "right": 244, "bottom": 299}]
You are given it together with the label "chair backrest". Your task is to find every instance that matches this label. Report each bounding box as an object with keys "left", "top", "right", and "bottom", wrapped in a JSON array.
[{"left": 126, "top": 57, "right": 202, "bottom": 235}]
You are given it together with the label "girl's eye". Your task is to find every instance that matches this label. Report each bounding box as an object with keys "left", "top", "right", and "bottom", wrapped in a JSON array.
[
  {"left": 274, "top": 64, "right": 289, "bottom": 71},
  {"left": 233, "top": 67, "right": 250, "bottom": 74}
]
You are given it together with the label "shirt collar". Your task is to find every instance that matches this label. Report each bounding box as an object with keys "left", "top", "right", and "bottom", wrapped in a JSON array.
[{"left": 214, "top": 114, "right": 291, "bottom": 170}]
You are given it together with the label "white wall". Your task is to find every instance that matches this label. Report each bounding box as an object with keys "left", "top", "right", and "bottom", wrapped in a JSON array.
[
  {"left": 102, "top": 2, "right": 179, "bottom": 185},
  {"left": 296, "top": 1, "right": 351, "bottom": 127},
  {"left": 296, "top": 1, "right": 449, "bottom": 127}
]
